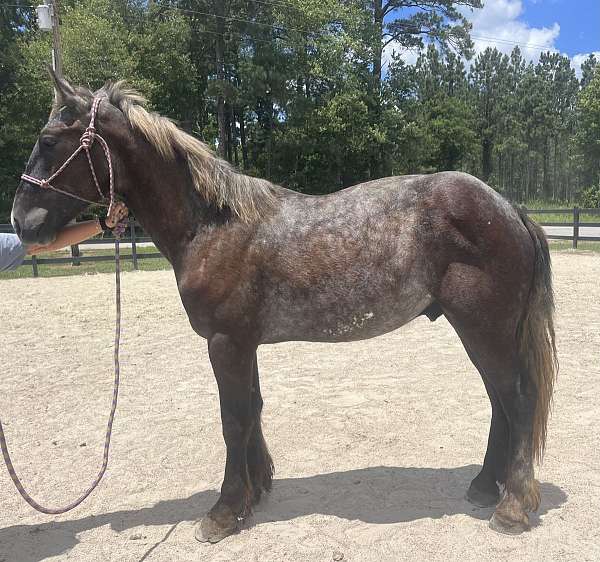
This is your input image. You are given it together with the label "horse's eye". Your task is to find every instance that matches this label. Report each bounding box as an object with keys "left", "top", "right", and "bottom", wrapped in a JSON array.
[{"left": 41, "top": 135, "right": 58, "bottom": 147}]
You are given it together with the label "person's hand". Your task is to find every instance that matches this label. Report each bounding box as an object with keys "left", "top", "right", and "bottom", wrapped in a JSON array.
[{"left": 106, "top": 201, "right": 128, "bottom": 228}]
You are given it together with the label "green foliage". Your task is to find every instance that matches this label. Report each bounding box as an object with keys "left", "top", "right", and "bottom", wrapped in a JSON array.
[
  {"left": 579, "top": 184, "right": 600, "bottom": 209},
  {"left": 0, "top": 0, "right": 594, "bottom": 223},
  {"left": 424, "top": 96, "right": 477, "bottom": 171},
  {"left": 578, "top": 67, "right": 600, "bottom": 188}
]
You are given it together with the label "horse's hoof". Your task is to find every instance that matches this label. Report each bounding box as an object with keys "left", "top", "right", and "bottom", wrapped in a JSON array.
[
  {"left": 489, "top": 512, "right": 530, "bottom": 535},
  {"left": 466, "top": 483, "right": 500, "bottom": 508},
  {"left": 194, "top": 514, "right": 238, "bottom": 543}
]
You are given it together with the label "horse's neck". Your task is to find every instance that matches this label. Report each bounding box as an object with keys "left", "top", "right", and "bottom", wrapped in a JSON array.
[{"left": 123, "top": 154, "right": 211, "bottom": 266}]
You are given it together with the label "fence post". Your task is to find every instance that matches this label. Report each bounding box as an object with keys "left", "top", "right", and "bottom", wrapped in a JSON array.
[
  {"left": 71, "top": 244, "right": 81, "bottom": 266},
  {"left": 32, "top": 255, "right": 39, "bottom": 277},
  {"left": 130, "top": 217, "right": 138, "bottom": 270},
  {"left": 573, "top": 207, "right": 580, "bottom": 249}
]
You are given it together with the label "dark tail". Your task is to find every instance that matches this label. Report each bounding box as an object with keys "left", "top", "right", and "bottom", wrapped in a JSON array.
[{"left": 516, "top": 208, "right": 558, "bottom": 463}]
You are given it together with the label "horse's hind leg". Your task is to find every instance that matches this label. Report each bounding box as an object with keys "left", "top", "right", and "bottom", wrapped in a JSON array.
[
  {"left": 247, "top": 355, "right": 274, "bottom": 505},
  {"left": 196, "top": 334, "right": 256, "bottom": 543},
  {"left": 466, "top": 373, "right": 508, "bottom": 507},
  {"left": 436, "top": 253, "right": 552, "bottom": 534},
  {"left": 449, "top": 318, "right": 539, "bottom": 534}
]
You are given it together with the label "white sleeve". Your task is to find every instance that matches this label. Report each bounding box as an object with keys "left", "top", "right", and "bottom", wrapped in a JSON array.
[{"left": 0, "top": 233, "right": 27, "bottom": 271}]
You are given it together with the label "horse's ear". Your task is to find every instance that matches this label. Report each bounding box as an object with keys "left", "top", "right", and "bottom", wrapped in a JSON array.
[{"left": 47, "top": 67, "right": 88, "bottom": 114}]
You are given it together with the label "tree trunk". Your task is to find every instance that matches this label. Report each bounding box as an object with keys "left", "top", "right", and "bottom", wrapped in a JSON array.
[
  {"left": 264, "top": 74, "right": 273, "bottom": 179},
  {"left": 542, "top": 137, "right": 550, "bottom": 199},
  {"left": 553, "top": 137, "right": 558, "bottom": 201},
  {"left": 498, "top": 152, "right": 503, "bottom": 192},
  {"left": 373, "top": 0, "right": 383, "bottom": 87},
  {"left": 482, "top": 138, "right": 493, "bottom": 182},
  {"left": 229, "top": 104, "right": 237, "bottom": 165},
  {"left": 369, "top": 0, "right": 384, "bottom": 179},
  {"left": 265, "top": 85, "right": 273, "bottom": 179},
  {"left": 238, "top": 108, "right": 248, "bottom": 170},
  {"left": 509, "top": 152, "right": 515, "bottom": 201},
  {"left": 214, "top": 0, "right": 228, "bottom": 159}
]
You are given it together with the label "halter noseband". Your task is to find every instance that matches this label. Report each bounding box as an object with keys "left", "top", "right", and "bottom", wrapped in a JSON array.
[{"left": 21, "top": 96, "right": 114, "bottom": 208}]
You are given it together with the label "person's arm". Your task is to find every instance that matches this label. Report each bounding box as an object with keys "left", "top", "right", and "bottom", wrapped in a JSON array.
[
  {"left": 25, "top": 220, "right": 102, "bottom": 255},
  {"left": 26, "top": 202, "right": 129, "bottom": 255}
]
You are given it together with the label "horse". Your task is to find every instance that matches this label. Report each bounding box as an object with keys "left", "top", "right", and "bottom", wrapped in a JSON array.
[{"left": 11, "top": 72, "right": 557, "bottom": 542}]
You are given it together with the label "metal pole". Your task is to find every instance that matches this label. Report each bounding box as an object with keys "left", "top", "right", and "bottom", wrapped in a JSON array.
[
  {"left": 71, "top": 244, "right": 81, "bottom": 266},
  {"left": 130, "top": 218, "right": 138, "bottom": 270},
  {"left": 50, "top": 1, "right": 63, "bottom": 77}
]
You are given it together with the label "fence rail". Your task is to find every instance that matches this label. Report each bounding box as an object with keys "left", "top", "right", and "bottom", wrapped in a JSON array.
[
  {"left": 524, "top": 207, "right": 600, "bottom": 248},
  {"left": 2, "top": 207, "right": 599, "bottom": 277}
]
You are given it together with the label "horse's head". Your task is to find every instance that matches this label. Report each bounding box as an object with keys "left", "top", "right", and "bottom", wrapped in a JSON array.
[{"left": 12, "top": 71, "right": 131, "bottom": 245}]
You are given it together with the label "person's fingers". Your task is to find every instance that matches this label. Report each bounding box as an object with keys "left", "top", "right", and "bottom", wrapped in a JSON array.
[{"left": 106, "top": 202, "right": 129, "bottom": 228}]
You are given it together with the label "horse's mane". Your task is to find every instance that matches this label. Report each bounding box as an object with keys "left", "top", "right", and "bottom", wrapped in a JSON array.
[{"left": 90, "top": 82, "right": 276, "bottom": 222}]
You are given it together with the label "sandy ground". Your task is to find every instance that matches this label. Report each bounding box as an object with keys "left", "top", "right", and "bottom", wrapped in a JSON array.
[{"left": 0, "top": 251, "right": 598, "bottom": 562}]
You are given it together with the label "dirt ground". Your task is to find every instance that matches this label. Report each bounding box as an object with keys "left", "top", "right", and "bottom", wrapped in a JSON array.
[{"left": 0, "top": 251, "right": 598, "bottom": 562}]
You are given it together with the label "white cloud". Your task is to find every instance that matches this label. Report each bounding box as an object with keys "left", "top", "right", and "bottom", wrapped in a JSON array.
[
  {"left": 382, "top": 40, "right": 422, "bottom": 69},
  {"left": 462, "top": 0, "right": 560, "bottom": 62},
  {"left": 571, "top": 52, "right": 600, "bottom": 78},
  {"left": 383, "top": 0, "right": 559, "bottom": 69},
  {"left": 383, "top": 0, "right": 594, "bottom": 77}
]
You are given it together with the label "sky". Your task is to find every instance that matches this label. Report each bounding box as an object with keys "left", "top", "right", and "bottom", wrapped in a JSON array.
[{"left": 387, "top": 0, "right": 600, "bottom": 77}]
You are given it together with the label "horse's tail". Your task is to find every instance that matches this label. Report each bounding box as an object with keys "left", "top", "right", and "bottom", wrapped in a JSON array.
[{"left": 516, "top": 208, "right": 558, "bottom": 463}]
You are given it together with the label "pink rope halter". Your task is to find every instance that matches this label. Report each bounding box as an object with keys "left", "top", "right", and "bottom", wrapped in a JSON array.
[{"left": 21, "top": 96, "right": 115, "bottom": 208}]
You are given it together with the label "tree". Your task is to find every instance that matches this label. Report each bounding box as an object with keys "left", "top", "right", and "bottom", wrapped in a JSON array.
[
  {"left": 578, "top": 67, "right": 600, "bottom": 189},
  {"left": 469, "top": 47, "right": 510, "bottom": 183},
  {"left": 0, "top": 0, "right": 595, "bottom": 222},
  {"left": 580, "top": 53, "right": 598, "bottom": 89},
  {"left": 369, "top": 0, "right": 481, "bottom": 177},
  {"left": 0, "top": 4, "right": 38, "bottom": 218}
]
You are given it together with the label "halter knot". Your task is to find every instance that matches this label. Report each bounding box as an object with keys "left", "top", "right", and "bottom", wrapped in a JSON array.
[{"left": 80, "top": 127, "right": 95, "bottom": 148}]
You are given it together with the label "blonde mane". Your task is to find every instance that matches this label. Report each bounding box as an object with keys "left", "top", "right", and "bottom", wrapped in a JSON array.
[{"left": 102, "top": 82, "right": 277, "bottom": 222}]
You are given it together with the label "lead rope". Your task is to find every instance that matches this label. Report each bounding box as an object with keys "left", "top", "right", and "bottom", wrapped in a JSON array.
[
  {"left": 0, "top": 96, "right": 127, "bottom": 514},
  {"left": 0, "top": 235, "right": 122, "bottom": 514}
]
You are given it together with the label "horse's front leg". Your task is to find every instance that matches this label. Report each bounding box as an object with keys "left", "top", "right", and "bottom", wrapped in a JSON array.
[{"left": 195, "top": 333, "right": 256, "bottom": 543}]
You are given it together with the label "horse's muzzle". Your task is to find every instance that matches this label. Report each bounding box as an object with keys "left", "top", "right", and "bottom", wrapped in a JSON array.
[{"left": 12, "top": 207, "right": 54, "bottom": 245}]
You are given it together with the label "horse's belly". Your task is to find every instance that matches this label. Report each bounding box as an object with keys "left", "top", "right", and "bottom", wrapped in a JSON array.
[{"left": 260, "top": 280, "right": 433, "bottom": 344}]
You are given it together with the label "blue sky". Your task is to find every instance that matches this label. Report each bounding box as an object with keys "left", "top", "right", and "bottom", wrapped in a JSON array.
[
  {"left": 387, "top": 0, "right": 600, "bottom": 76},
  {"left": 522, "top": 0, "right": 600, "bottom": 57},
  {"left": 463, "top": 0, "right": 600, "bottom": 74}
]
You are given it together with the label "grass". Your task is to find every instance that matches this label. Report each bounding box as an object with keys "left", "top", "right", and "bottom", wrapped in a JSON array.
[
  {"left": 523, "top": 201, "right": 600, "bottom": 225},
  {"left": 548, "top": 240, "right": 600, "bottom": 252},
  {"left": 0, "top": 245, "right": 171, "bottom": 280}
]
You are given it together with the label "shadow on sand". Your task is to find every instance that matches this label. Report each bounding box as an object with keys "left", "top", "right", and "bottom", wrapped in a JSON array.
[{"left": 0, "top": 464, "right": 567, "bottom": 562}]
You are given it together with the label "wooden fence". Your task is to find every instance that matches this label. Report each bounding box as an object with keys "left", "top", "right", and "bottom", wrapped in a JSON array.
[
  {"left": 2, "top": 207, "right": 599, "bottom": 277},
  {"left": 0, "top": 218, "right": 162, "bottom": 277},
  {"left": 524, "top": 207, "right": 600, "bottom": 248}
]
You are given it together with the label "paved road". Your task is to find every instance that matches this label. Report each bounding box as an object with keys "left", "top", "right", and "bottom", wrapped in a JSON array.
[{"left": 544, "top": 226, "right": 600, "bottom": 239}]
